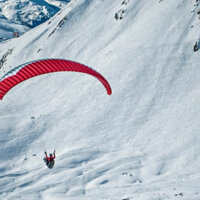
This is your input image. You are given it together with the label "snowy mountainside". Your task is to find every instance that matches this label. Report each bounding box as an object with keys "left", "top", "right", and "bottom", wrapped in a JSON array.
[
  {"left": 1, "top": 0, "right": 200, "bottom": 199},
  {"left": 0, "top": 16, "right": 29, "bottom": 42},
  {"left": 0, "top": 0, "right": 69, "bottom": 42}
]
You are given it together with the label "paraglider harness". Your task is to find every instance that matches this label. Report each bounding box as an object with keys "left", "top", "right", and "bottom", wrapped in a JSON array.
[{"left": 49, "top": 154, "right": 54, "bottom": 161}]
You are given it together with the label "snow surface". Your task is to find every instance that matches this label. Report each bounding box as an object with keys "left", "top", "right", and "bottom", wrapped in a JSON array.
[{"left": 1, "top": 0, "right": 200, "bottom": 199}]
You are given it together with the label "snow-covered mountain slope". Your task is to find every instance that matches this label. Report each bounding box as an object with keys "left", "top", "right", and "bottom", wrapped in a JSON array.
[
  {"left": 0, "top": 0, "right": 69, "bottom": 42},
  {"left": 1, "top": 0, "right": 200, "bottom": 199},
  {"left": 0, "top": 0, "right": 70, "bottom": 27},
  {"left": 0, "top": 16, "right": 29, "bottom": 42}
]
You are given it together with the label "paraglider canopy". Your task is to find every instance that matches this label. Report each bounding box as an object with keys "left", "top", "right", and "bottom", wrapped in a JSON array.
[{"left": 0, "top": 59, "right": 112, "bottom": 100}]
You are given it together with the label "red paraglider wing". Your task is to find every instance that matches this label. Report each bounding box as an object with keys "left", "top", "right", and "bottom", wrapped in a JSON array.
[{"left": 0, "top": 59, "right": 112, "bottom": 100}]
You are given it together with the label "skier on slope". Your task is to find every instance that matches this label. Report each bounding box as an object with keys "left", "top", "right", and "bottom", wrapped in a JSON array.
[{"left": 44, "top": 150, "right": 56, "bottom": 169}]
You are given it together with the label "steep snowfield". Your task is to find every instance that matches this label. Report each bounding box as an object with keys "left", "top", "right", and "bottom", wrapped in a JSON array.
[{"left": 1, "top": 0, "right": 200, "bottom": 199}]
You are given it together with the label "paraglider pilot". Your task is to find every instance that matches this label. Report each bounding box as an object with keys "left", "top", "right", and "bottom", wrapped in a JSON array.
[{"left": 44, "top": 150, "right": 56, "bottom": 169}]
